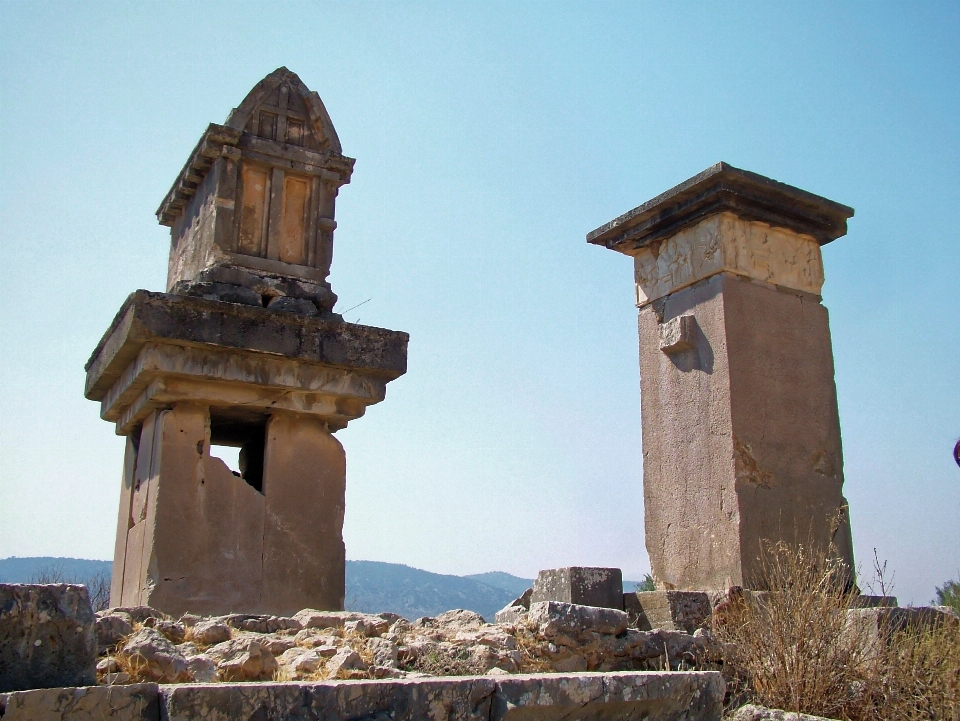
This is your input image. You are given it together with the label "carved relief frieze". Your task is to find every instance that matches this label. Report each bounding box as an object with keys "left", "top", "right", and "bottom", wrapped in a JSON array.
[{"left": 633, "top": 212, "right": 824, "bottom": 306}]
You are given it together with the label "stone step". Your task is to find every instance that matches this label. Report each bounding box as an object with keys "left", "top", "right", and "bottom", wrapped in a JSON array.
[{"left": 0, "top": 671, "right": 725, "bottom": 720}]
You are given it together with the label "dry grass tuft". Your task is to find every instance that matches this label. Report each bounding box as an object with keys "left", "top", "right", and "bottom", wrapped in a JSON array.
[
  {"left": 869, "top": 620, "right": 960, "bottom": 720},
  {"left": 112, "top": 647, "right": 155, "bottom": 685},
  {"left": 716, "top": 541, "right": 960, "bottom": 720},
  {"left": 403, "top": 644, "right": 485, "bottom": 677},
  {"left": 511, "top": 619, "right": 554, "bottom": 674}
]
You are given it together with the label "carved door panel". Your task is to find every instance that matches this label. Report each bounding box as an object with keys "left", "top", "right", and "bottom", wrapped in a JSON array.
[{"left": 238, "top": 164, "right": 270, "bottom": 257}]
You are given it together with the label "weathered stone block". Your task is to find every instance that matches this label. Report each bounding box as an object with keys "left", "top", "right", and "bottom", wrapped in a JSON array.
[
  {"left": 845, "top": 605, "right": 959, "bottom": 650},
  {"left": 161, "top": 679, "right": 497, "bottom": 721},
  {"left": 84, "top": 290, "right": 408, "bottom": 433},
  {"left": 624, "top": 591, "right": 713, "bottom": 633},
  {"left": 494, "top": 588, "right": 532, "bottom": 625},
  {"left": 493, "top": 671, "right": 725, "bottom": 720},
  {"left": 0, "top": 584, "right": 97, "bottom": 692},
  {"left": 531, "top": 567, "right": 623, "bottom": 609},
  {"left": 1, "top": 684, "right": 159, "bottom": 721},
  {"left": 158, "top": 672, "right": 724, "bottom": 720},
  {"left": 528, "top": 601, "right": 629, "bottom": 637},
  {"left": 659, "top": 314, "right": 697, "bottom": 354},
  {"left": 494, "top": 606, "right": 527, "bottom": 625}
]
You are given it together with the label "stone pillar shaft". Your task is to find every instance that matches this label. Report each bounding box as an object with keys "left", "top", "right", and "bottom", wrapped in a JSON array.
[{"left": 588, "top": 163, "right": 855, "bottom": 590}]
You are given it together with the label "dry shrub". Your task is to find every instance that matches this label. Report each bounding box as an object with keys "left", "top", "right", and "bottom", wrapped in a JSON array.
[
  {"left": 113, "top": 652, "right": 155, "bottom": 684},
  {"left": 716, "top": 541, "right": 960, "bottom": 720},
  {"left": 86, "top": 572, "right": 112, "bottom": 612},
  {"left": 109, "top": 622, "right": 156, "bottom": 684},
  {"left": 30, "top": 565, "right": 112, "bottom": 612},
  {"left": 869, "top": 619, "right": 960, "bottom": 720}
]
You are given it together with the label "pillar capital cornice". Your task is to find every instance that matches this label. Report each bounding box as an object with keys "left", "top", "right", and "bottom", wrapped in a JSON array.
[{"left": 587, "top": 162, "right": 853, "bottom": 254}]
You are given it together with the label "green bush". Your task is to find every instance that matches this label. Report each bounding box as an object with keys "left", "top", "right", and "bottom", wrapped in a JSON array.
[{"left": 934, "top": 578, "right": 960, "bottom": 614}]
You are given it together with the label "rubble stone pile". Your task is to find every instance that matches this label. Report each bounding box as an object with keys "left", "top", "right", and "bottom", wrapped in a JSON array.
[{"left": 93, "top": 602, "right": 723, "bottom": 686}]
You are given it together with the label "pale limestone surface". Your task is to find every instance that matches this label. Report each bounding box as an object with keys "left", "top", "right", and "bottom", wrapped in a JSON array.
[
  {"left": 0, "top": 684, "right": 159, "bottom": 721},
  {"left": 624, "top": 591, "right": 713, "bottom": 634},
  {"left": 633, "top": 213, "right": 824, "bottom": 307},
  {"left": 527, "top": 601, "right": 629, "bottom": 637}
]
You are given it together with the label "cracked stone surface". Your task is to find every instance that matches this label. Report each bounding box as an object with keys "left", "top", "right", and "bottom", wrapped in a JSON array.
[{"left": 0, "top": 584, "right": 97, "bottom": 692}]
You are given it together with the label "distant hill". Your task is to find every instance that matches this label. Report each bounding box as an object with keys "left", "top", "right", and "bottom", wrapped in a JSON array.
[
  {"left": 0, "top": 557, "right": 111, "bottom": 585},
  {"left": 464, "top": 571, "right": 533, "bottom": 597},
  {"left": 345, "top": 561, "right": 515, "bottom": 620},
  {"left": 0, "top": 557, "right": 516, "bottom": 621},
  {"left": 1, "top": 557, "right": 651, "bottom": 619}
]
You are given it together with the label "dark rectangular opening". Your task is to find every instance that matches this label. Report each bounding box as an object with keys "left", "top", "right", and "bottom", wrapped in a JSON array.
[{"left": 209, "top": 409, "right": 268, "bottom": 493}]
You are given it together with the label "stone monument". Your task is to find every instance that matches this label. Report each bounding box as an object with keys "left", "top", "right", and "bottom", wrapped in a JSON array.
[
  {"left": 588, "top": 163, "right": 855, "bottom": 592},
  {"left": 84, "top": 68, "right": 408, "bottom": 617}
]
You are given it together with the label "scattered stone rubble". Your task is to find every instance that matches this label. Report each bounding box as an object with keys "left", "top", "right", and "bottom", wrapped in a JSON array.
[
  {"left": 89, "top": 601, "right": 724, "bottom": 687},
  {"left": 726, "top": 705, "right": 839, "bottom": 721}
]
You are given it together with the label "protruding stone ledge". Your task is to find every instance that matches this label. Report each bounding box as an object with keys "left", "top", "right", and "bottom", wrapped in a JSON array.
[
  {"left": 586, "top": 161, "right": 853, "bottom": 252},
  {"left": 84, "top": 291, "right": 409, "bottom": 402},
  {"left": 0, "top": 672, "right": 725, "bottom": 720}
]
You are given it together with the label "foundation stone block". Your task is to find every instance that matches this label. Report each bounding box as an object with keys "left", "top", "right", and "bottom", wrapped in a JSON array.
[
  {"left": 624, "top": 591, "right": 713, "bottom": 633},
  {"left": 0, "top": 584, "right": 97, "bottom": 692},
  {"left": 158, "top": 672, "right": 724, "bottom": 720},
  {"left": 0, "top": 684, "right": 159, "bottom": 721},
  {"left": 530, "top": 567, "right": 623, "bottom": 609},
  {"left": 528, "top": 601, "right": 629, "bottom": 637}
]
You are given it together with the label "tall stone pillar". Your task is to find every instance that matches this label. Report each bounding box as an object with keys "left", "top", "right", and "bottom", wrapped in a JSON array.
[
  {"left": 588, "top": 163, "right": 855, "bottom": 590},
  {"left": 85, "top": 68, "right": 408, "bottom": 616}
]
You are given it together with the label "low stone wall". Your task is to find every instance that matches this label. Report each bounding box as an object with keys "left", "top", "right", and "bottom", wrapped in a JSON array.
[{"left": 0, "top": 671, "right": 725, "bottom": 720}]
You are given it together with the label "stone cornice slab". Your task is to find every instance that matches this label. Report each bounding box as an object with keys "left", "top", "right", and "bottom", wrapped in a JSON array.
[
  {"left": 85, "top": 291, "right": 408, "bottom": 402},
  {"left": 156, "top": 124, "right": 241, "bottom": 227},
  {"left": 587, "top": 162, "right": 854, "bottom": 254}
]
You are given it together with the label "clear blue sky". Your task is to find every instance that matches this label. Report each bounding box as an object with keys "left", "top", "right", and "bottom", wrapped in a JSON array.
[{"left": 1, "top": 2, "right": 957, "bottom": 605}]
